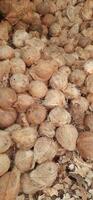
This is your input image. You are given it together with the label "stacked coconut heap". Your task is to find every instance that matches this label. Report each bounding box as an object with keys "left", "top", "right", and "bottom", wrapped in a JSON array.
[{"left": 0, "top": 0, "right": 93, "bottom": 200}]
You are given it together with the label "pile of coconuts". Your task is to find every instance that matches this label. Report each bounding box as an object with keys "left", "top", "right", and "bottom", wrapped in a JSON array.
[{"left": 0, "top": 0, "right": 93, "bottom": 199}]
